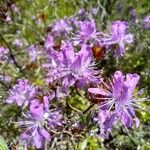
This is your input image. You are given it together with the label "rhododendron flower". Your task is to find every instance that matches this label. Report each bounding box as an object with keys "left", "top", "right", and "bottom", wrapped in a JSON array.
[
  {"left": 0, "top": 47, "right": 9, "bottom": 61},
  {"left": 44, "top": 34, "right": 54, "bottom": 50},
  {"left": 89, "top": 71, "right": 143, "bottom": 137},
  {"left": 19, "top": 97, "right": 62, "bottom": 149},
  {"left": 144, "top": 16, "right": 150, "bottom": 30},
  {"left": 94, "top": 109, "right": 116, "bottom": 138},
  {"left": 74, "top": 20, "right": 98, "bottom": 45},
  {"left": 129, "top": 8, "right": 138, "bottom": 22},
  {"left": 101, "top": 21, "right": 133, "bottom": 57},
  {"left": 27, "top": 45, "right": 41, "bottom": 61},
  {"left": 45, "top": 43, "right": 101, "bottom": 92},
  {"left": 52, "top": 19, "right": 72, "bottom": 35},
  {"left": 91, "top": 8, "right": 99, "bottom": 15},
  {"left": 13, "top": 39, "right": 23, "bottom": 47},
  {"left": 11, "top": 4, "right": 20, "bottom": 13},
  {"left": 6, "top": 79, "right": 37, "bottom": 108}
]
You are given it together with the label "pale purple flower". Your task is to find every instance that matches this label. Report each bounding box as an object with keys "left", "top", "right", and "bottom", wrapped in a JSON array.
[
  {"left": 44, "top": 34, "right": 54, "bottom": 50},
  {"left": 89, "top": 71, "right": 143, "bottom": 137},
  {"left": 6, "top": 14, "right": 11, "bottom": 22},
  {"left": 2, "top": 75, "right": 12, "bottom": 83},
  {"left": 101, "top": 21, "right": 133, "bottom": 57},
  {"left": 52, "top": 19, "right": 72, "bottom": 35},
  {"left": 45, "top": 43, "right": 101, "bottom": 92},
  {"left": 19, "top": 97, "right": 62, "bottom": 149},
  {"left": 91, "top": 8, "right": 99, "bottom": 15},
  {"left": 74, "top": 20, "right": 98, "bottom": 45},
  {"left": 11, "top": 4, "right": 20, "bottom": 13},
  {"left": 27, "top": 45, "right": 41, "bottom": 61},
  {"left": 6, "top": 79, "right": 37, "bottom": 108},
  {"left": 94, "top": 109, "right": 117, "bottom": 138},
  {"left": 0, "top": 47, "right": 9, "bottom": 61},
  {"left": 144, "top": 16, "right": 150, "bottom": 30},
  {"left": 13, "top": 39, "right": 23, "bottom": 47},
  {"left": 77, "top": 8, "right": 87, "bottom": 16},
  {"left": 129, "top": 8, "right": 138, "bottom": 22}
]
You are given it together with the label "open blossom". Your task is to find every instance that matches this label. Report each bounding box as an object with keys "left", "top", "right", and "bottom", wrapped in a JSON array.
[
  {"left": 74, "top": 20, "right": 98, "bottom": 45},
  {"left": 11, "top": 4, "right": 20, "bottom": 13},
  {"left": 129, "top": 8, "right": 138, "bottom": 22},
  {"left": 144, "top": 16, "right": 150, "bottom": 30},
  {"left": 101, "top": 21, "right": 133, "bottom": 57},
  {"left": 19, "top": 96, "right": 62, "bottom": 149},
  {"left": 6, "top": 79, "right": 37, "bottom": 108},
  {"left": 13, "top": 39, "right": 23, "bottom": 47},
  {"left": 44, "top": 34, "right": 54, "bottom": 50},
  {"left": 52, "top": 19, "right": 72, "bottom": 35},
  {"left": 27, "top": 45, "right": 42, "bottom": 61},
  {"left": 45, "top": 43, "right": 101, "bottom": 92},
  {"left": 89, "top": 71, "right": 143, "bottom": 138},
  {"left": 0, "top": 47, "right": 9, "bottom": 61}
]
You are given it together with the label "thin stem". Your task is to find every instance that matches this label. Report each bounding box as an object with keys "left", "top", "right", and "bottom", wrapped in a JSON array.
[
  {"left": 0, "top": 34, "right": 24, "bottom": 75},
  {"left": 68, "top": 104, "right": 82, "bottom": 115},
  {"left": 0, "top": 80, "right": 9, "bottom": 90},
  {"left": 124, "top": 127, "right": 137, "bottom": 146}
]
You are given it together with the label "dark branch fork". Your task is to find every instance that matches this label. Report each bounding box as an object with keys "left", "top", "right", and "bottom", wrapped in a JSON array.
[{"left": 0, "top": 33, "right": 25, "bottom": 75}]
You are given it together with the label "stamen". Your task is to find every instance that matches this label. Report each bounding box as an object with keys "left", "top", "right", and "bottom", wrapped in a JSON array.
[
  {"left": 131, "top": 98, "right": 150, "bottom": 102},
  {"left": 99, "top": 100, "right": 114, "bottom": 108}
]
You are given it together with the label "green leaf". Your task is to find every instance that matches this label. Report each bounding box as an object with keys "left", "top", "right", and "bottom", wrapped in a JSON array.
[
  {"left": 0, "top": 136, "right": 8, "bottom": 150},
  {"left": 79, "top": 139, "right": 87, "bottom": 150}
]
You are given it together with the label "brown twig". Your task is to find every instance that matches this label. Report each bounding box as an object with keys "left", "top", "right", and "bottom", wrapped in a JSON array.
[{"left": 0, "top": 33, "right": 24, "bottom": 75}]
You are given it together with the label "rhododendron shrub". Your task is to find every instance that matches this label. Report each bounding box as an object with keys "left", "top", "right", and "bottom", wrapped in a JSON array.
[{"left": 0, "top": 1, "right": 149, "bottom": 149}]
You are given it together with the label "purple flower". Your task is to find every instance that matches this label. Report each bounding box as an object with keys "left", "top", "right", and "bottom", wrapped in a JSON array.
[
  {"left": 101, "top": 21, "right": 133, "bottom": 57},
  {"left": 19, "top": 97, "right": 62, "bottom": 149},
  {"left": 2, "top": 75, "right": 12, "bottom": 83},
  {"left": 45, "top": 43, "right": 101, "bottom": 92},
  {"left": 27, "top": 45, "right": 41, "bottom": 61},
  {"left": 144, "top": 16, "right": 150, "bottom": 30},
  {"left": 0, "top": 47, "right": 9, "bottom": 61},
  {"left": 77, "top": 8, "right": 86, "bottom": 16},
  {"left": 74, "top": 20, "right": 98, "bottom": 45},
  {"left": 94, "top": 109, "right": 117, "bottom": 138},
  {"left": 89, "top": 71, "right": 143, "bottom": 137},
  {"left": 13, "top": 39, "right": 23, "bottom": 47},
  {"left": 44, "top": 34, "right": 54, "bottom": 50},
  {"left": 11, "top": 4, "right": 20, "bottom": 13},
  {"left": 52, "top": 19, "right": 72, "bottom": 35},
  {"left": 129, "top": 8, "right": 138, "bottom": 22},
  {"left": 91, "top": 8, "right": 99, "bottom": 15},
  {"left": 6, "top": 79, "right": 37, "bottom": 108}
]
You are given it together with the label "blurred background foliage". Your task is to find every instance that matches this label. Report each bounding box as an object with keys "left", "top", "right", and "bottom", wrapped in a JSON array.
[{"left": 0, "top": 0, "right": 150, "bottom": 149}]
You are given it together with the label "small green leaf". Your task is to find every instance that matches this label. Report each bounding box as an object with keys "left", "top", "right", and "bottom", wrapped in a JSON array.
[
  {"left": 0, "top": 136, "right": 8, "bottom": 150},
  {"left": 80, "top": 139, "right": 87, "bottom": 150}
]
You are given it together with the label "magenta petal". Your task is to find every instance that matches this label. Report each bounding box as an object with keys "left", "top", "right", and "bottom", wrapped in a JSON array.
[
  {"left": 30, "top": 100, "right": 44, "bottom": 119},
  {"left": 16, "top": 99, "right": 23, "bottom": 106},
  {"left": 39, "top": 128, "right": 51, "bottom": 141},
  {"left": 45, "top": 34, "right": 54, "bottom": 49},
  {"left": 34, "top": 131, "right": 43, "bottom": 149},
  {"left": 120, "top": 112, "right": 133, "bottom": 127},
  {"left": 43, "top": 96, "right": 50, "bottom": 110},
  {"left": 126, "top": 73, "right": 140, "bottom": 92},
  {"left": 88, "top": 88, "right": 110, "bottom": 96},
  {"left": 62, "top": 44, "right": 75, "bottom": 63}
]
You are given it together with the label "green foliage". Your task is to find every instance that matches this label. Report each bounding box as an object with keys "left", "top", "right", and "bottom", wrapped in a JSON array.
[
  {"left": 0, "top": 0, "right": 149, "bottom": 149},
  {"left": 78, "top": 136, "right": 105, "bottom": 150},
  {"left": 0, "top": 136, "right": 8, "bottom": 150}
]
